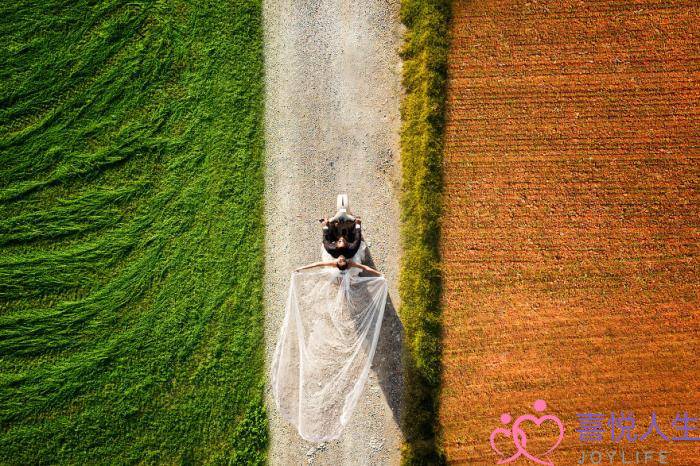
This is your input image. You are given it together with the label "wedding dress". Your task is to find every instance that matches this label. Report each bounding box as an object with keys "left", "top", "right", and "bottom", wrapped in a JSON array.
[{"left": 271, "top": 242, "right": 388, "bottom": 441}]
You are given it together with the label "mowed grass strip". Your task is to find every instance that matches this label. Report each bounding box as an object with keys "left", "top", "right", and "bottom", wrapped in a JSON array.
[
  {"left": 398, "top": 0, "right": 451, "bottom": 463},
  {"left": 0, "top": 0, "right": 267, "bottom": 463}
]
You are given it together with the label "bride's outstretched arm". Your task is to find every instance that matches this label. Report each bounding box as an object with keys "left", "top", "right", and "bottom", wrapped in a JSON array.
[
  {"left": 294, "top": 261, "right": 336, "bottom": 272},
  {"left": 348, "top": 261, "right": 383, "bottom": 276}
]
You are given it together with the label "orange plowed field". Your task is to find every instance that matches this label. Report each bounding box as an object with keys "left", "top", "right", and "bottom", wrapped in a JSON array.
[{"left": 439, "top": 0, "right": 700, "bottom": 464}]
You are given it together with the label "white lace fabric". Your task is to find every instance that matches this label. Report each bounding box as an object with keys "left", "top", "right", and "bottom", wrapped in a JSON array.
[{"left": 271, "top": 242, "right": 387, "bottom": 441}]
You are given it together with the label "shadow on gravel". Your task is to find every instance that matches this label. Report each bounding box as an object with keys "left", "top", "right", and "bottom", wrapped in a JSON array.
[{"left": 363, "top": 249, "right": 404, "bottom": 426}]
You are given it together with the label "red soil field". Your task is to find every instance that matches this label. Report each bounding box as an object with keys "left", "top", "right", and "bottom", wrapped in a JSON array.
[{"left": 439, "top": 0, "right": 699, "bottom": 464}]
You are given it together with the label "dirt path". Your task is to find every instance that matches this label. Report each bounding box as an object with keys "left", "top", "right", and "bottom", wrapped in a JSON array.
[{"left": 262, "top": 1, "right": 405, "bottom": 464}]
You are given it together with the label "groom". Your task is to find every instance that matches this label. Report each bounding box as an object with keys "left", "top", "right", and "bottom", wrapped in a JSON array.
[{"left": 320, "top": 217, "right": 362, "bottom": 259}]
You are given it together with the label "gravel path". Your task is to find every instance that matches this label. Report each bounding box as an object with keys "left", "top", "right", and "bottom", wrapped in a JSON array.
[{"left": 262, "top": 0, "right": 405, "bottom": 464}]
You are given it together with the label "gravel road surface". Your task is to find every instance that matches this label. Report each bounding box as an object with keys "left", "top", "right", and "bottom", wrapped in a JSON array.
[{"left": 262, "top": 0, "right": 405, "bottom": 464}]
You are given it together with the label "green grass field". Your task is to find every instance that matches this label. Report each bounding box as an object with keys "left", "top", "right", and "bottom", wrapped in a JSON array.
[{"left": 0, "top": 0, "right": 267, "bottom": 463}]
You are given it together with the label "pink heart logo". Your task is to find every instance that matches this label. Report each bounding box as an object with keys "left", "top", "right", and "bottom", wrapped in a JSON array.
[
  {"left": 489, "top": 400, "right": 564, "bottom": 466},
  {"left": 512, "top": 413, "right": 564, "bottom": 465}
]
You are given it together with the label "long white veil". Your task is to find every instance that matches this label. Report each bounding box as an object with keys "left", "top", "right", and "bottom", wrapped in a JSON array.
[{"left": 271, "top": 242, "right": 388, "bottom": 442}]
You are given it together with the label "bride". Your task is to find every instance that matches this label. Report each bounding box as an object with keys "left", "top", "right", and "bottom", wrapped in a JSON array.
[
  {"left": 271, "top": 198, "right": 388, "bottom": 442},
  {"left": 295, "top": 254, "right": 381, "bottom": 275}
]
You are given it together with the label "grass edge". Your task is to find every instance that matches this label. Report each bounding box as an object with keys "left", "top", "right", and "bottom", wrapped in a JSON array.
[{"left": 398, "top": 0, "right": 451, "bottom": 464}]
